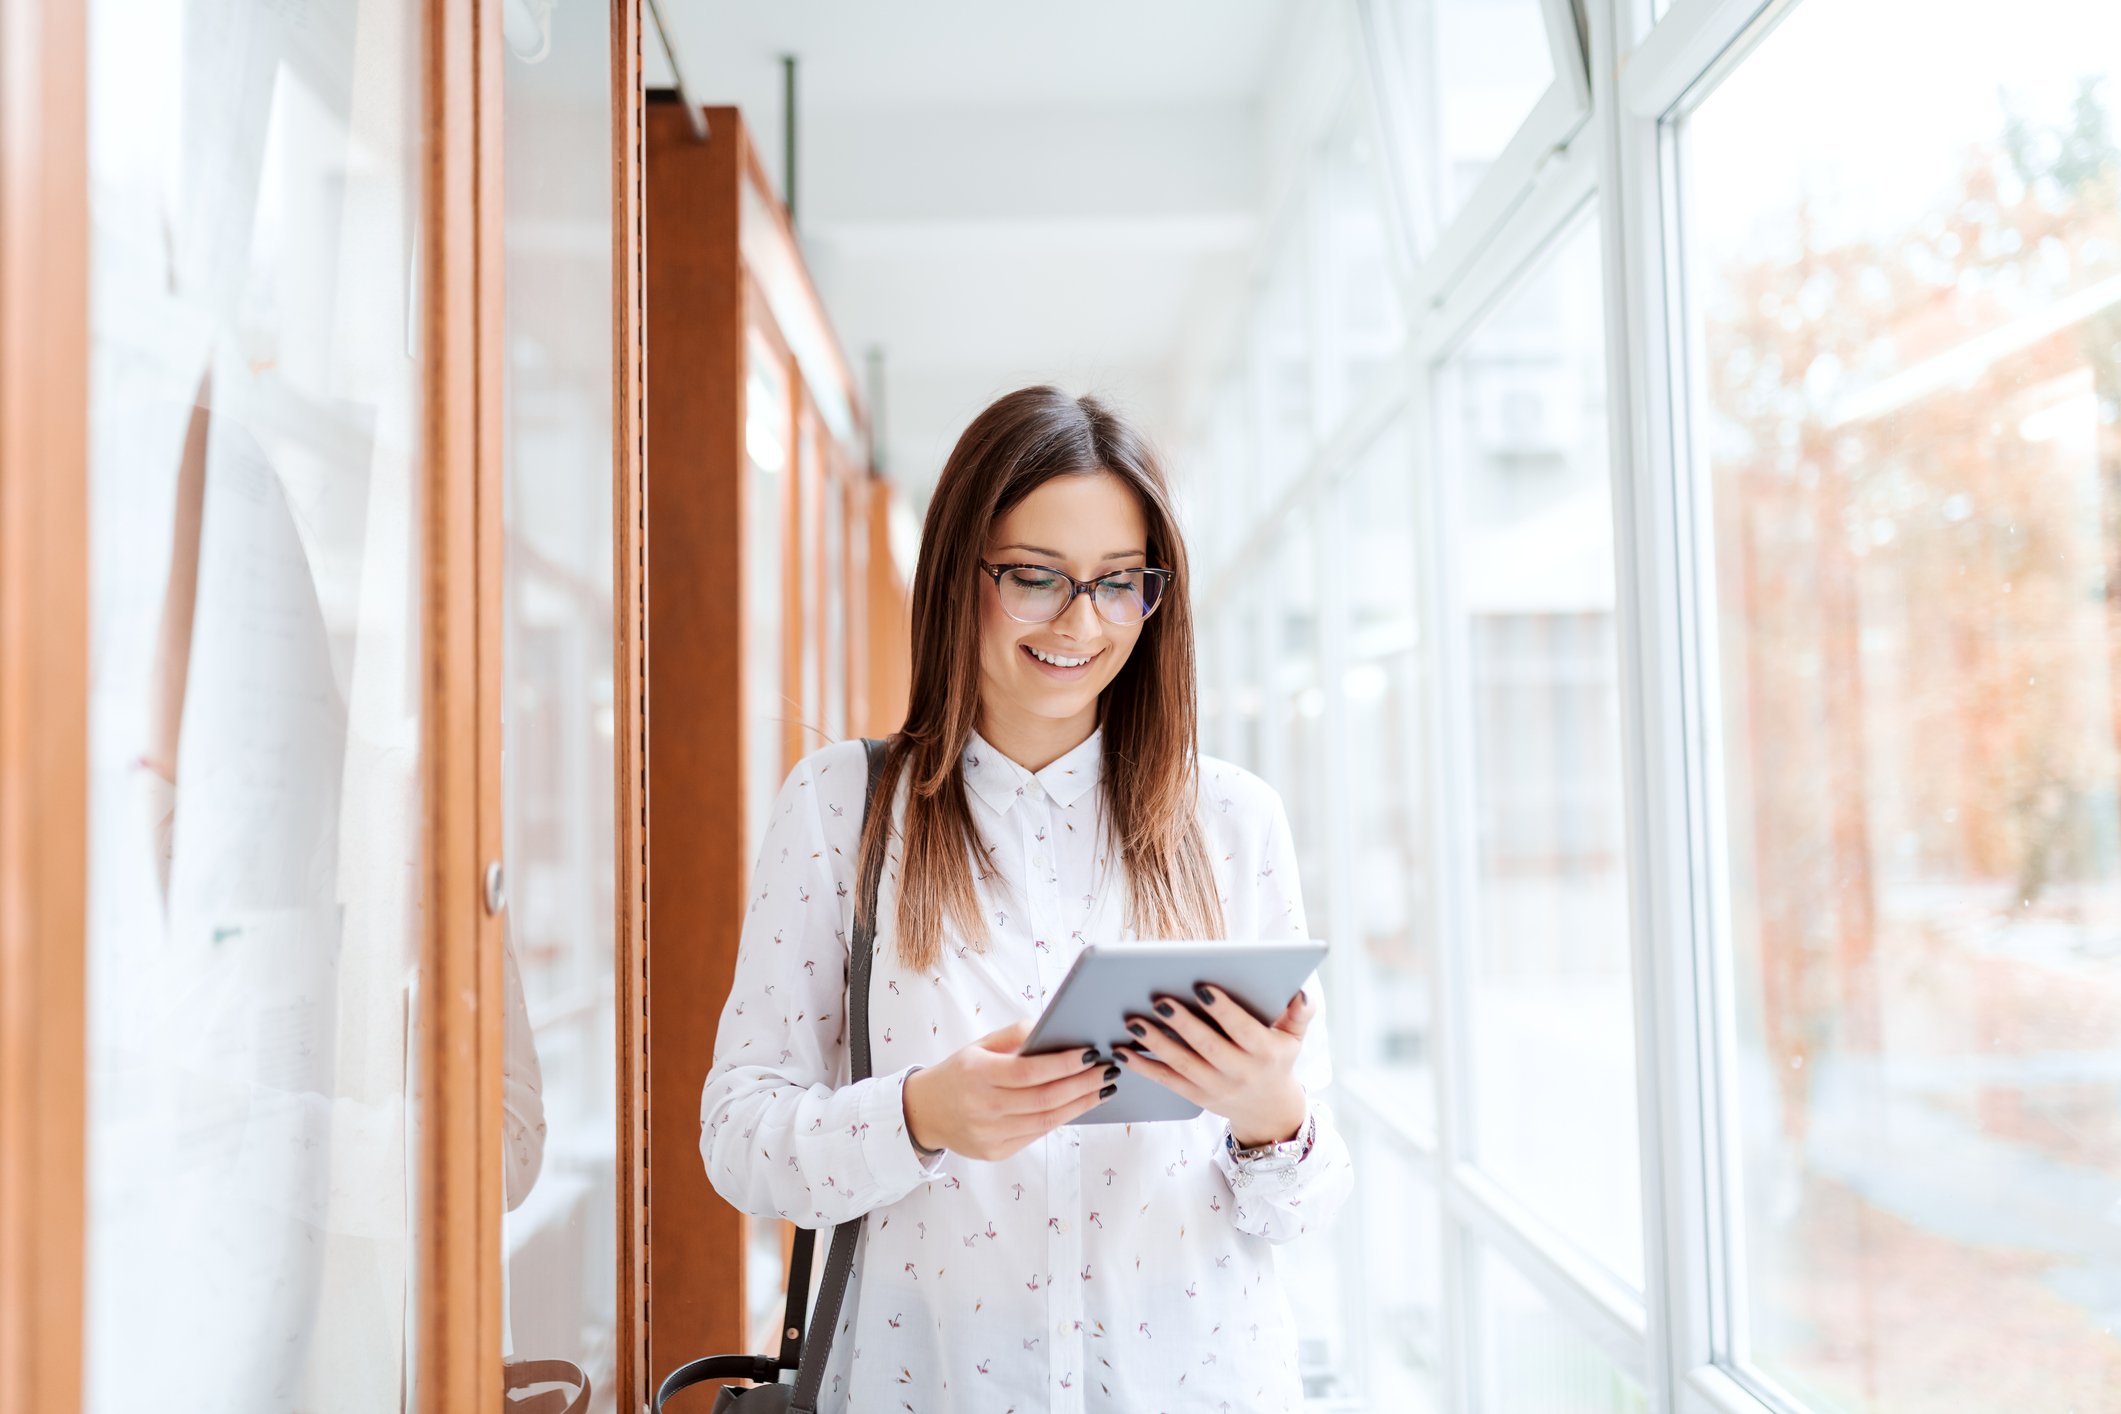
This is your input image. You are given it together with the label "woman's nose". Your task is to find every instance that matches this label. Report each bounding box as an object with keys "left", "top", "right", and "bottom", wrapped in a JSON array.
[{"left": 1057, "top": 587, "right": 1104, "bottom": 638}]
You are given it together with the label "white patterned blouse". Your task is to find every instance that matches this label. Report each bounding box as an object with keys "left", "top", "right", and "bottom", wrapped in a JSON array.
[{"left": 700, "top": 725, "right": 1353, "bottom": 1412}]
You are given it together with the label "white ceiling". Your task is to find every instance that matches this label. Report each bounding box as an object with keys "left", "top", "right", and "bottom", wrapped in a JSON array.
[{"left": 653, "top": 0, "right": 1298, "bottom": 507}]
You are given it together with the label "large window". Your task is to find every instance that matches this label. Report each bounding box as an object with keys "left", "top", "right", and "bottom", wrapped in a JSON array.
[
  {"left": 1443, "top": 214, "right": 1641, "bottom": 1289},
  {"left": 500, "top": 0, "right": 619, "bottom": 1391},
  {"left": 1180, "top": 0, "right": 2121, "bottom": 1406},
  {"left": 82, "top": 2, "right": 428, "bottom": 1405},
  {"left": 1679, "top": 0, "right": 2121, "bottom": 1406}
]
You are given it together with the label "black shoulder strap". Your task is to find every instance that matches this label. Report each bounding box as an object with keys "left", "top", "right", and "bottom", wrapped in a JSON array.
[
  {"left": 655, "top": 739, "right": 890, "bottom": 1413},
  {"left": 788, "top": 736, "right": 889, "bottom": 1412}
]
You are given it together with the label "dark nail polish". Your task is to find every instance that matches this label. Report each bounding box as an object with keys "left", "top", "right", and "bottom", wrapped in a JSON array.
[
  {"left": 1154, "top": 1000, "right": 1175, "bottom": 1018},
  {"left": 1297, "top": 988, "right": 1309, "bottom": 1006},
  {"left": 1103, "top": 1065, "right": 1120, "bottom": 1082},
  {"left": 1194, "top": 983, "right": 1215, "bottom": 1005},
  {"left": 1081, "top": 1047, "right": 1100, "bottom": 1065},
  {"left": 1099, "top": 1083, "right": 1118, "bottom": 1099},
  {"left": 1113, "top": 1048, "right": 1133, "bottom": 1064},
  {"left": 1127, "top": 1021, "right": 1147, "bottom": 1037}
]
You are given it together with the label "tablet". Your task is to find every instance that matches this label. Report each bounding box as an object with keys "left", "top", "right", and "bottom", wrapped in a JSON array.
[{"left": 1020, "top": 939, "right": 1327, "bottom": 1125}]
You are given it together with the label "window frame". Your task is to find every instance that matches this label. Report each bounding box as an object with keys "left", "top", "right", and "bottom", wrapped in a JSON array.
[{"left": 1357, "top": 0, "right": 1596, "bottom": 314}]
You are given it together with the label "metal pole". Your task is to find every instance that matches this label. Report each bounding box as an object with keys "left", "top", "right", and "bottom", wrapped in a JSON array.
[
  {"left": 644, "top": 0, "right": 708, "bottom": 142},
  {"left": 782, "top": 54, "right": 799, "bottom": 223}
]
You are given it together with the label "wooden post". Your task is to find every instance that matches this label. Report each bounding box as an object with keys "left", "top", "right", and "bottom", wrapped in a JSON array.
[
  {"left": 0, "top": 0, "right": 88, "bottom": 1407},
  {"left": 644, "top": 98, "right": 754, "bottom": 1381},
  {"left": 610, "top": 0, "right": 652, "bottom": 1408},
  {"left": 418, "top": 0, "right": 507, "bottom": 1407}
]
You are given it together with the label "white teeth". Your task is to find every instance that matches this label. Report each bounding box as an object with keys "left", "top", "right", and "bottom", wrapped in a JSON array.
[{"left": 1028, "top": 646, "right": 1091, "bottom": 668}]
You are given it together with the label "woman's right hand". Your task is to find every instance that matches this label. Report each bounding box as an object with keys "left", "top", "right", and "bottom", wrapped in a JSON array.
[{"left": 902, "top": 1022, "right": 1117, "bottom": 1161}]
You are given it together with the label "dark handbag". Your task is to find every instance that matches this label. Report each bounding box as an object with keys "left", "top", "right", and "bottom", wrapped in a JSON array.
[{"left": 655, "top": 737, "right": 891, "bottom": 1414}]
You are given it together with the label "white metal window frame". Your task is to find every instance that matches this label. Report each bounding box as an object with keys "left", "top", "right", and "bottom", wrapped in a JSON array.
[
  {"left": 1183, "top": 0, "right": 1956, "bottom": 1408},
  {"left": 1604, "top": 0, "right": 1851, "bottom": 1411},
  {"left": 1356, "top": 0, "right": 1594, "bottom": 318}
]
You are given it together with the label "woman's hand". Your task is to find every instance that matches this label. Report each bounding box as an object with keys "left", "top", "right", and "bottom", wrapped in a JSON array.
[
  {"left": 1115, "top": 985, "right": 1313, "bottom": 1146},
  {"left": 902, "top": 1021, "right": 1118, "bottom": 1161}
]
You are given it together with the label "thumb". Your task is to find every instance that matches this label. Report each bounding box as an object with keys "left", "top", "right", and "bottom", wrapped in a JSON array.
[
  {"left": 1271, "top": 987, "right": 1316, "bottom": 1040},
  {"left": 977, "top": 1020, "right": 1033, "bottom": 1053}
]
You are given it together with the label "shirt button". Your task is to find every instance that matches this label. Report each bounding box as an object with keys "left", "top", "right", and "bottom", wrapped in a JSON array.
[{"left": 1033, "top": 854, "right": 1048, "bottom": 870}]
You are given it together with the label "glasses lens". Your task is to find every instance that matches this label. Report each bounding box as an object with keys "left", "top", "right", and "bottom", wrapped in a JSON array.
[
  {"left": 997, "top": 566, "right": 1068, "bottom": 622},
  {"left": 1092, "top": 570, "right": 1160, "bottom": 625}
]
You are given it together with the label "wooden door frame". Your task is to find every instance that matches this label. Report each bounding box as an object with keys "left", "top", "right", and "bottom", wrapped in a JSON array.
[
  {"left": 2, "top": 2, "right": 524, "bottom": 1410},
  {"left": 0, "top": 0, "right": 88, "bottom": 1408},
  {"left": 419, "top": 0, "right": 509, "bottom": 1408},
  {"left": 610, "top": 0, "right": 651, "bottom": 1407}
]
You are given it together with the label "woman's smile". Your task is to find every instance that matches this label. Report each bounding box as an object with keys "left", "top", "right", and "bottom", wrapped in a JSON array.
[{"left": 1020, "top": 642, "right": 1103, "bottom": 679}]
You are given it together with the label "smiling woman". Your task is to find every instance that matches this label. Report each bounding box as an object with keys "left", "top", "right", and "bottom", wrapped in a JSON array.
[{"left": 698, "top": 384, "right": 1352, "bottom": 1411}]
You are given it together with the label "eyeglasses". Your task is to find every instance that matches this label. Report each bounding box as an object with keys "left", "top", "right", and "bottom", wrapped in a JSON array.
[{"left": 977, "top": 561, "right": 1173, "bottom": 626}]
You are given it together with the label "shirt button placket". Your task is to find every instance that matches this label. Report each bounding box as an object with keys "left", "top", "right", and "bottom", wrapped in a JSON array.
[{"left": 1025, "top": 785, "right": 1084, "bottom": 1410}]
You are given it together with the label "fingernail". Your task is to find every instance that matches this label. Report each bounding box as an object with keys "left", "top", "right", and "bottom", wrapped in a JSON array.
[
  {"left": 1127, "top": 1021, "right": 1147, "bottom": 1037},
  {"left": 1113, "top": 1048, "right": 1133, "bottom": 1063},
  {"left": 1193, "top": 983, "right": 1215, "bottom": 1005},
  {"left": 1154, "top": 1000, "right": 1175, "bottom": 1018},
  {"left": 1102, "top": 1065, "right": 1120, "bottom": 1082},
  {"left": 1081, "top": 1047, "right": 1100, "bottom": 1065},
  {"left": 1297, "top": 988, "right": 1308, "bottom": 1005},
  {"left": 1099, "top": 1083, "right": 1117, "bottom": 1099}
]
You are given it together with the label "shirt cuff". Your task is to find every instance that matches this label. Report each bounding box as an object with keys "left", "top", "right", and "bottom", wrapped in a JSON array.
[
  {"left": 1213, "top": 1104, "right": 1315, "bottom": 1196},
  {"left": 863, "top": 1064, "right": 945, "bottom": 1194}
]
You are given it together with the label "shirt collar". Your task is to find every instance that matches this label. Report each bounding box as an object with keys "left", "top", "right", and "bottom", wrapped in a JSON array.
[{"left": 961, "top": 726, "right": 1103, "bottom": 814}]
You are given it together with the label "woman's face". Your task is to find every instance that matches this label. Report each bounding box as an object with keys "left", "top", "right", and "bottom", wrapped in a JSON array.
[{"left": 977, "top": 471, "right": 1151, "bottom": 735}]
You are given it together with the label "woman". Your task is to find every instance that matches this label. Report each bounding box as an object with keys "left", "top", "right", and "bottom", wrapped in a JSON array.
[{"left": 702, "top": 386, "right": 1352, "bottom": 1410}]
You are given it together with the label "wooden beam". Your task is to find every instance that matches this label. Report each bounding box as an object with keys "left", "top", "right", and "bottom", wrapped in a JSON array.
[
  {"left": 418, "top": 0, "right": 506, "bottom": 1407},
  {"left": 610, "top": 0, "right": 652, "bottom": 1406},
  {"left": 644, "top": 97, "right": 753, "bottom": 1383},
  {"left": 0, "top": 0, "right": 87, "bottom": 1407}
]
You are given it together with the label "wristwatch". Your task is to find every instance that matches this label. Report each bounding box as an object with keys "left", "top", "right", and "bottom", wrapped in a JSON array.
[{"left": 1225, "top": 1109, "right": 1315, "bottom": 1179}]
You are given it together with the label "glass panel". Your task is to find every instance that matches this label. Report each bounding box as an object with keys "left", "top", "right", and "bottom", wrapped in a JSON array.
[
  {"left": 1212, "top": 373, "right": 1255, "bottom": 558},
  {"left": 823, "top": 467, "right": 847, "bottom": 742},
  {"left": 1321, "top": 100, "right": 1408, "bottom": 425},
  {"left": 1281, "top": 516, "right": 1331, "bottom": 948},
  {"left": 742, "top": 330, "right": 792, "bottom": 1344},
  {"left": 1252, "top": 222, "right": 1315, "bottom": 512},
  {"left": 797, "top": 413, "right": 822, "bottom": 747},
  {"left": 500, "top": 3, "right": 616, "bottom": 1402},
  {"left": 1342, "top": 1128, "right": 1448, "bottom": 1410},
  {"left": 1478, "top": 1247, "right": 1651, "bottom": 1413},
  {"left": 1444, "top": 215, "right": 1642, "bottom": 1286},
  {"left": 1684, "top": 1, "right": 2121, "bottom": 1405},
  {"left": 1382, "top": 0, "right": 1556, "bottom": 231},
  {"left": 744, "top": 331, "right": 790, "bottom": 866},
  {"left": 1339, "top": 419, "right": 1437, "bottom": 1139},
  {"left": 83, "top": 2, "right": 426, "bottom": 1406}
]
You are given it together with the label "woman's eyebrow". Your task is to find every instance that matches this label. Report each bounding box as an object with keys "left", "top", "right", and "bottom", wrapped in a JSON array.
[{"left": 998, "top": 543, "right": 1145, "bottom": 561}]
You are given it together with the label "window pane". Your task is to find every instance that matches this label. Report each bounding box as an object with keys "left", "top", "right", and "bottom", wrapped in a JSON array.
[
  {"left": 1321, "top": 100, "right": 1407, "bottom": 426},
  {"left": 1339, "top": 418, "right": 1438, "bottom": 1140},
  {"left": 1478, "top": 1247, "right": 1650, "bottom": 1413},
  {"left": 1357, "top": 1132, "right": 1448, "bottom": 1409},
  {"left": 83, "top": 2, "right": 426, "bottom": 1405},
  {"left": 824, "top": 469, "right": 848, "bottom": 742},
  {"left": 1251, "top": 224, "right": 1315, "bottom": 511},
  {"left": 797, "top": 415, "right": 822, "bottom": 740},
  {"left": 1684, "top": 1, "right": 2121, "bottom": 1405},
  {"left": 1382, "top": 0, "right": 1556, "bottom": 231},
  {"left": 1281, "top": 516, "right": 1332, "bottom": 949},
  {"left": 745, "top": 333, "right": 790, "bottom": 867},
  {"left": 500, "top": 1, "right": 617, "bottom": 1393},
  {"left": 1445, "top": 216, "right": 1642, "bottom": 1286}
]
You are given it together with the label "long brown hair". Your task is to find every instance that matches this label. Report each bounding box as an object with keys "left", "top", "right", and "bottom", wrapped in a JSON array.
[{"left": 859, "top": 386, "right": 1225, "bottom": 972}]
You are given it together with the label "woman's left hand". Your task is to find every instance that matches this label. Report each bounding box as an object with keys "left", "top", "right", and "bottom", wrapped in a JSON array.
[{"left": 1115, "top": 985, "right": 1314, "bottom": 1147}]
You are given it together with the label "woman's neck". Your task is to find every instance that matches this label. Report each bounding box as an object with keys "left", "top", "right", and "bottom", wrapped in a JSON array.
[{"left": 974, "top": 699, "right": 1098, "bottom": 775}]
